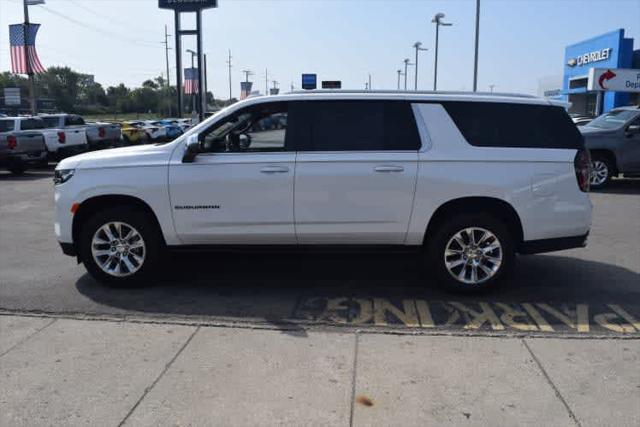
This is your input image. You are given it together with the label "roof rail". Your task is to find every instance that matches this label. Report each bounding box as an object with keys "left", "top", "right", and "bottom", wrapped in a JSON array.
[{"left": 287, "top": 89, "right": 537, "bottom": 99}]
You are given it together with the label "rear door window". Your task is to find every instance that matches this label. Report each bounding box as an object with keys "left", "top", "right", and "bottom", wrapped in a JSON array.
[
  {"left": 295, "top": 101, "right": 421, "bottom": 151},
  {"left": 441, "top": 102, "right": 584, "bottom": 149},
  {"left": 20, "top": 118, "right": 46, "bottom": 130}
]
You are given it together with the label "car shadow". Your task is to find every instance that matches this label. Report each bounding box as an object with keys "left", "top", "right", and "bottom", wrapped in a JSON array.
[
  {"left": 593, "top": 178, "right": 640, "bottom": 195},
  {"left": 0, "top": 169, "right": 54, "bottom": 181},
  {"left": 75, "top": 251, "right": 640, "bottom": 331}
]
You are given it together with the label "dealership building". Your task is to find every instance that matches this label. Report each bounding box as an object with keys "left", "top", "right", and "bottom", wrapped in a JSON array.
[{"left": 541, "top": 29, "right": 640, "bottom": 115}]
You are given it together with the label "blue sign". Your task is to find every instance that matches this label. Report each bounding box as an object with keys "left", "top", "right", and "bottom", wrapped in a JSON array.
[{"left": 302, "top": 74, "right": 317, "bottom": 90}]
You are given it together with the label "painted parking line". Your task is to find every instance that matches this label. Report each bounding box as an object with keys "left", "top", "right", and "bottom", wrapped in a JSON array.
[{"left": 294, "top": 298, "right": 640, "bottom": 335}]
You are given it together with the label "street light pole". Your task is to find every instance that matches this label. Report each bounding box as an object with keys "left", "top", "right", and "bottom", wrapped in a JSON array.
[
  {"left": 413, "top": 41, "right": 428, "bottom": 91},
  {"left": 473, "top": 0, "right": 480, "bottom": 92},
  {"left": 22, "top": 0, "right": 36, "bottom": 115},
  {"left": 397, "top": 69, "right": 403, "bottom": 91},
  {"left": 431, "top": 12, "right": 452, "bottom": 91},
  {"left": 403, "top": 59, "right": 414, "bottom": 91},
  {"left": 226, "top": 49, "right": 232, "bottom": 101}
]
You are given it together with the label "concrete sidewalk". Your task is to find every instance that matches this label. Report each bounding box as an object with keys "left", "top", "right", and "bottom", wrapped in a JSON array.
[{"left": 1, "top": 314, "right": 638, "bottom": 427}]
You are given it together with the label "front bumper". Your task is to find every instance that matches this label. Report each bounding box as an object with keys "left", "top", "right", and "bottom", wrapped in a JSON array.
[{"left": 518, "top": 233, "right": 589, "bottom": 255}]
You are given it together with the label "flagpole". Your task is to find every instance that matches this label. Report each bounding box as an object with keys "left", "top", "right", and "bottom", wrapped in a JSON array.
[{"left": 23, "top": 0, "right": 37, "bottom": 115}]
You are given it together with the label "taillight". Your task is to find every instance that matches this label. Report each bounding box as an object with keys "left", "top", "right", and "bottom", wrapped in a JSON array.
[
  {"left": 98, "top": 127, "right": 106, "bottom": 138},
  {"left": 574, "top": 149, "right": 591, "bottom": 192},
  {"left": 7, "top": 135, "right": 17, "bottom": 150},
  {"left": 57, "top": 131, "right": 66, "bottom": 143}
]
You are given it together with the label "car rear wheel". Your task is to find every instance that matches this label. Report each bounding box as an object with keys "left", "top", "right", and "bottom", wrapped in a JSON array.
[
  {"left": 427, "top": 213, "right": 515, "bottom": 293},
  {"left": 590, "top": 156, "right": 613, "bottom": 189},
  {"left": 79, "top": 207, "right": 164, "bottom": 287}
]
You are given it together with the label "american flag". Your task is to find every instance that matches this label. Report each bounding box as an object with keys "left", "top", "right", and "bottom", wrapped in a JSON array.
[
  {"left": 240, "top": 81, "right": 253, "bottom": 100},
  {"left": 184, "top": 67, "right": 199, "bottom": 94},
  {"left": 9, "top": 23, "right": 46, "bottom": 74}
]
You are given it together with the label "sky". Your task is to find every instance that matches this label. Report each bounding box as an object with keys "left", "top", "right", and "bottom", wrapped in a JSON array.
[{"left": 0, "top": 0, "right": 639, "bottom": 99}]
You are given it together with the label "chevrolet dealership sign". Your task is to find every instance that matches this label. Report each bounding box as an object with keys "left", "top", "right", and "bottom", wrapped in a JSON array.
[
  {"left": 158, "top": 0, "right": 217, "bottom": 11},
  {"left": 588, "top": 68, "right": 640, "bottom": 92},
  {"left": 567, "top": 48, "right": 612, "bottom": 67}
]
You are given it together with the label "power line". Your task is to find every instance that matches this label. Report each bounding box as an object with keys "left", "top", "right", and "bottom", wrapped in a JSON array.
[
  {"left": 68, "top": 0, "right": 159, "bottom": 36},
  {"left": 36, "top": 4, "right": 162, "bottom": 49}
]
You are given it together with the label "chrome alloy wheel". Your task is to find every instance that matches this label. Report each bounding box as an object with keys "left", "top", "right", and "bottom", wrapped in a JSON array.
[
  {"left": 91, "top": 222, "right": 146, "bottom": 277},
  {"left": 590, "top": 160, "right": 609, "bottom": 186},
  {"left": 444, "top": 227, "right": 502, "bottom": 285}
]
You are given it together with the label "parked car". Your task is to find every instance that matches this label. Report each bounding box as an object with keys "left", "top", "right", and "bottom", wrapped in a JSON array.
[
  {"left": 120, "top": 121, "right": 150, "bottom": 145},
  {"left": 580, "top": 106, "right": 640, "bottom": 188},
  {"left": 140, "top": 120, "right": 169, "bottom": 142},
  {"left": 34, "top": 115, "right": 89, "bottom": 160},
  {"left": 164, "top": 118, "right": 192, "bottom": 132},
  {"left": 85, "top": 121, "right": 122, "bottom": 150},
  {"left": 54, "top": 92, "right": 592, "bottom": 292},
  {"left": 40, "top": 114, "right": 120, "bottom": 151},
  {"left": 572, "top": 116, "right": 593, "bottom": 127},
  {"left": 0, "top": 118, "right": 47, "bottom": 174},
  {"left": 155, "top": 120, "right": 184, "bottom": 140}
]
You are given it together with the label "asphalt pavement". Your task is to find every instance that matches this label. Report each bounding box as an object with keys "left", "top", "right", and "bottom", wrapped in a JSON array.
[{"left": 0, "top": 166, "right": 638, "bottom": 336}]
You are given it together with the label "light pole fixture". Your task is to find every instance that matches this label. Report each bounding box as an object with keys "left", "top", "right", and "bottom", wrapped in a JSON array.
[
  {"left": 431, "top": 12, "right": 452, "bottom": 91},
  {"left": 403, "top": 58, "right": 414, "bottom": 91},
  {"left": 413, "top": 41, "right": 428, "bottom": 91}
]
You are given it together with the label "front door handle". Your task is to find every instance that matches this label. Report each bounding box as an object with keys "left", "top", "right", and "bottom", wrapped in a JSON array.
[
  {"left": 260, "top": 166, "right": 290, "bottom": 174},
  {"left": 374, "top": 165, "right": 404, "bottom": 173}
]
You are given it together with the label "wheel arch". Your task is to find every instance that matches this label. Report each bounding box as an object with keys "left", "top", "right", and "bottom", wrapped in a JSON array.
[
  {"left": 589, "top": 149, "right": 618, "bottom": 174},
  {"left": 424, "top": 196, "right": 524, "bottom": 249},
  {"left": 72, "top": 194, "right": 165, "bottom": 252}
]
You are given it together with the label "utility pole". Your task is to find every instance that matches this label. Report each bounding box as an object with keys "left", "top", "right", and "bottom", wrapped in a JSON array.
[
  {"left": 368, "top": 73, "right": 372, "bottom": 90},
  {"left": 403, "top": 58, "right": 413, "bottom": 91},
  {"left": 473, "top": 0, "right": 480, "bottom": 91},
  {"left": 265, "top": 68, "right": 268, "bottom": 96},
  {"left": 397, "top": 69, "right": 403, "bottom": 91},
  {"left": 226, "top": 49, "right": 232, "bottom": 101},
  {"left": 162, "top": 25, "right": 172, "bottom": 116},
  {"left": 174, "top": 12, "right": 183, "bottom": 117},
  {"left": 204, "top": 53, "right": 209, "bottom": 110},
  {"left": 22, "top": 0, "right": 36, "bottom": 115},
  {"left": 413, "top": 41, "right": 428, "bottom": 91}
]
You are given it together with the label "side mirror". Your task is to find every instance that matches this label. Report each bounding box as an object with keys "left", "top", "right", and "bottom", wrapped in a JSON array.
[
  {"left": 625, "top": 124, "right": 640, "bottom": 137},
  {"left": 182, "top": 134, "right": 201, "bottom": 163}
]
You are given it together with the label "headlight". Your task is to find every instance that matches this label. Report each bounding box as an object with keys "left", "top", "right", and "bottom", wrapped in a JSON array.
[{"left": 53, "top": 169, "right": 75, "bottom": 185}]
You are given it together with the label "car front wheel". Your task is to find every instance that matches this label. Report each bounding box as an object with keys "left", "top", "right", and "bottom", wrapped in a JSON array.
[
  {"left": 427, "top": 213, "right": 515, "bottom": 293},
  {"left": 79, "top": 207, "right": 164, "bottom": 287}
]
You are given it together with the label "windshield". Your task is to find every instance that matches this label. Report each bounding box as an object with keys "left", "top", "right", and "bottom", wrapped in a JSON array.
[{"left": 587, "top": 110, "right": 638, "bottom": 130}]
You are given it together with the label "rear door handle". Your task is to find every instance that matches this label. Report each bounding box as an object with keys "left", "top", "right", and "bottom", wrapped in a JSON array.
[
  {"left": 374, "top": 165, "right": 404, "bottom": 173},
  {"left": 260, "top": 166, "right": 289, "bottom": 174}
]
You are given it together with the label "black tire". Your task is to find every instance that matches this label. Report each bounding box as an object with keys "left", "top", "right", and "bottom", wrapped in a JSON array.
[
  {"left": 8, "top": 162, "right": 26, "bottom": 175},
  {"left": 426, "top": 213, "right": 515, "bottom": 293},
  {"left": 590, "top": 155, "right": 614, "bottom": 189},
  {"left": 78, "top": 206, "right": 165, "bottom": 287}
]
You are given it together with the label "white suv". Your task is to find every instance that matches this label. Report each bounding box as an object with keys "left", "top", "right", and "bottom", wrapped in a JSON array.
[{"left": 54, "top": 92, "right": 592, "bottom": 292}]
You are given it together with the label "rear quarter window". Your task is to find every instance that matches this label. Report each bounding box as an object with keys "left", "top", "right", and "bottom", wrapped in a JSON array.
[
  {"left": 0, "top": 120, "right": 14, "bottom": 132},
  {"left": 441, "top": 102, "right": 584, "bottom": 149},
  {"left": 20, "top": 118, "right": 46, "bottom": 130}
]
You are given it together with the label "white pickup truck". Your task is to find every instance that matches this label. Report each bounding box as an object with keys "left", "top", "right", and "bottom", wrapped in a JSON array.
[
  {"left": 40, "top": 114, "right": 121, "bottom": 151},
  {"left": 0, "top": 117, "right": 87, "bottom": 161}
]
